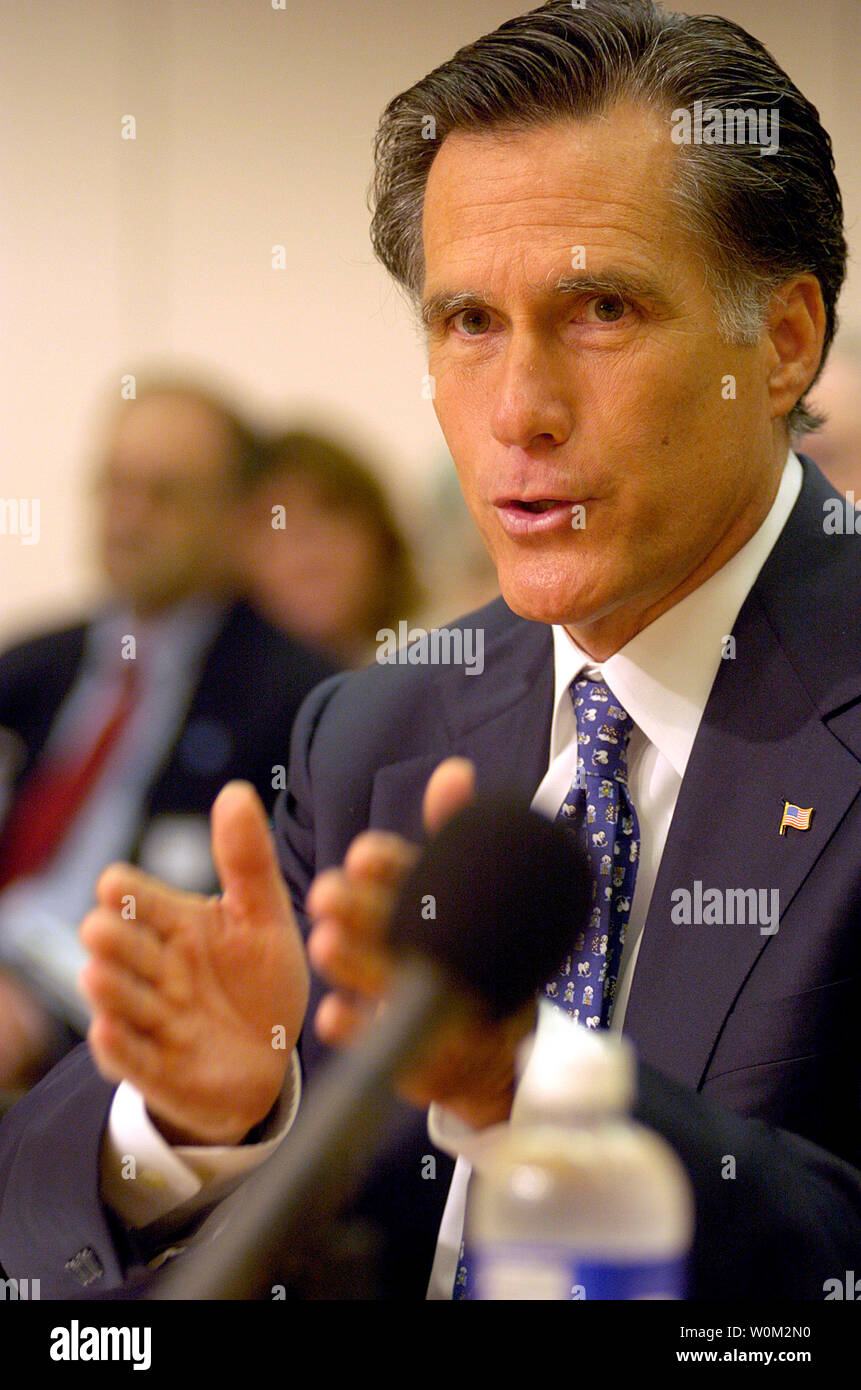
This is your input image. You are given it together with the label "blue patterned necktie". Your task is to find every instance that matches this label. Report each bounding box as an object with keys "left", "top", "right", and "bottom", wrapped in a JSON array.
[
  {"left": 453, "top": 675, "right": 641, "bottom": 1298},
  {"left": 548, "top": 675, "right": 641, "bottom": 1029}
]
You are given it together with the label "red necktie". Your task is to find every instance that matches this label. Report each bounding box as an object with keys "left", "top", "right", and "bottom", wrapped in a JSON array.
[{"left": 0, "top": 664, "right": 138, "bottom": 889}]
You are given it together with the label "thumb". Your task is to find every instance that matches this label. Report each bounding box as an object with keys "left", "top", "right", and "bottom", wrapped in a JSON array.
[
  {"left": 211, "top": 781, "right": 291, "bottom": 926},
  {"left": 422, "top": 757, "right": 476, "bottom": 838}
]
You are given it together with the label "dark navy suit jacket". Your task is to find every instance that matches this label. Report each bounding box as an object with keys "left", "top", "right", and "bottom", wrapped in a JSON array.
[
  {"left": 1, "top": 459, "right": 860, "bottom": 1299},
  {"left": 0, "top": 599, "right": 337, "bottom": 883}
]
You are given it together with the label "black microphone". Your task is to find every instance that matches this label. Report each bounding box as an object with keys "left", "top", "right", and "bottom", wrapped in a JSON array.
[{"left": 149, "top": 797, "right": 590, "bottom": 1299}]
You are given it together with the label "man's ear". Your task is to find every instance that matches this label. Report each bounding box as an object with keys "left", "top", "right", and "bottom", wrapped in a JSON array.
[{"left": 764, "top": 274, "right": 826, "bottom": 422}]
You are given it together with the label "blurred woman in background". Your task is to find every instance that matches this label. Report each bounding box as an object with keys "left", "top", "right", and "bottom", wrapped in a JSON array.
[{"left": 239, "top": 430, "right": 422, "bottom": 668}]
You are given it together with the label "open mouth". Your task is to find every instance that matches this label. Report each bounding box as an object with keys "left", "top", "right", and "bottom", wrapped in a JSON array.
[{"left": 494, "top": 497, "right": 585, "bottom": 536}]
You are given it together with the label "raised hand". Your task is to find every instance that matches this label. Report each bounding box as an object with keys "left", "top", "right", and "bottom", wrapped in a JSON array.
[
  {"left": 79, "top": 781, "right": 308, "bottom": 1146},
  {"left": 306, "top": 757, "right": 536, "bottom": 1129}
]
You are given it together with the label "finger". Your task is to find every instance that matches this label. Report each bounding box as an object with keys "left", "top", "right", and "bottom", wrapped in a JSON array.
[
  {"left": 306, "top": 867, "right": 399, "bottom": 945},
  {"left": 422, "top": 757, "right": 476, "bottom": 837},
  {"left": 80, "top": 957, "right": 168, "bottom": 1034},
  {"left": 306, "top": 915, "right": 392, "bottom": 996},
  {"left": 80, "top": 908, "right": 165, "bottom": 985},
  {"left": 87, "top": 1011, "right": 167, "bottom": 1093},
  {"left": 313, "top": 990, "right": 376, "bottom": 1049},
  {"left": 211, "top": 780, "right": 292, "bottom": 928},
  {"left": 95, "top": 863, "right": 203, "bottom": 941},
  {"left": 342, "top": 831, "right": 419, "bottom": 887}
]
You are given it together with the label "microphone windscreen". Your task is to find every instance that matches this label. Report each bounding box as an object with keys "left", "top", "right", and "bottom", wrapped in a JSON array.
[{"left": 387, "top": 798, "right": 590, "bottom": 1019}]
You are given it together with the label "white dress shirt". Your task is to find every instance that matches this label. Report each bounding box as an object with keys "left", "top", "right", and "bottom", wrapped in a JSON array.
[{"left": 104, "top": 452, "right": 803, "bottom": 1283}]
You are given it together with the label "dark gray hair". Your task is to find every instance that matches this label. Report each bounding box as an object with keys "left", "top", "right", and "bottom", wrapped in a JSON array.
[{"left": 370, "top": 0, "right": 846, "bottom": 435}]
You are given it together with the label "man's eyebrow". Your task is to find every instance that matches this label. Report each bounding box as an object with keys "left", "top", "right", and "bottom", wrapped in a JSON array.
[
  {"left": 420, "top": 270, "right": 672, "bottom": 329},
  {"left": 420, "top": 290, "right": 493, "bottom": 330},
  {"left": 551, "top": 270, "right": 671, "bottom": 307}
]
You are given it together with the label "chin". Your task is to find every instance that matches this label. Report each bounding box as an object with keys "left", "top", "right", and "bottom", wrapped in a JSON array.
[
  {"left": 498, "top": 590, "right": 581, "bottom": 628},
  {"left": 495, "top": 562, "right": 607, "bottom": 629}
]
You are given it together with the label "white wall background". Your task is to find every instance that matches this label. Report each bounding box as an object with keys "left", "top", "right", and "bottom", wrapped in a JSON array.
[{"left": 2, "top": 0, "right": 860, "bottom": 644}]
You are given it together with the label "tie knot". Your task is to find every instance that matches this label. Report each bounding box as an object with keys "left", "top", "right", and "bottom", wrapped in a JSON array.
[{"left": 570, "top": 676, "right": 634, "bottom": 784}]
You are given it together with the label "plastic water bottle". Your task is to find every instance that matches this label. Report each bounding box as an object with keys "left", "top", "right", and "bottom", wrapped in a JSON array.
[{"left": 461, "top": 1007, "right": 694, "bottom": 1300}]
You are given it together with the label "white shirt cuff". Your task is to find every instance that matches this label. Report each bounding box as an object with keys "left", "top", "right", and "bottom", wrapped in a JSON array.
[{"left": 100, "top": 1051, "right": 302, "bottom": 1229}]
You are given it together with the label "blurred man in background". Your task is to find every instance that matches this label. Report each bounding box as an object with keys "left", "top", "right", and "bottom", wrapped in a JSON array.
[{"left": 0, "top": 381, "right": 335, "bottom": 1097}]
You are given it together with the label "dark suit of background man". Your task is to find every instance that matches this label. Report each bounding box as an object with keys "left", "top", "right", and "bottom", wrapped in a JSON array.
[
  {"left": 1, "top": 0, "right": 861, "bottom": 1300},
  {"left": 0, "top": 382, "right": 335, "bottom": 1097}
]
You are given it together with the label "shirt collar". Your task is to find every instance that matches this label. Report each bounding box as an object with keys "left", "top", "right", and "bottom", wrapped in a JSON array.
[
  {"left": 84, "top": 597, "right": 225, "bottom": 680},
  {"left": 548, "top": 450, "right": 803, "bottom": 779}
]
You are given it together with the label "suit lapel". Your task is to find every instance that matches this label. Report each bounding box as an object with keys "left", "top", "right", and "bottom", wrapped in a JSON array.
[
  {"left": 369, "top": 608, "right": 554, "bottom": 841},
  {"left": 623, "top": 588, "right": 860, "bottom": 1086},
  {"left": 624, "top": 460, "right": 861, "bottom": 1087}
]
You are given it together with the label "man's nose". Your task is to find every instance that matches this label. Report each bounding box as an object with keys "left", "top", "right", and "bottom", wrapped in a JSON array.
[{"left": 488, "top": 332, "right": 574, "bottom": 450}]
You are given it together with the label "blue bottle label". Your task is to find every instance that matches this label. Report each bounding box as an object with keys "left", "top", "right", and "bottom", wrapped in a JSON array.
[{"left": 460, "top": 1244, "right": 688, "bottom": 1300}]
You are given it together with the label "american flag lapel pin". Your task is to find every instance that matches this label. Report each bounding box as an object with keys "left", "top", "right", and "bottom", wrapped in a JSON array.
[{"left": 779, "top": 800, "right": 814, "bottom": 836}]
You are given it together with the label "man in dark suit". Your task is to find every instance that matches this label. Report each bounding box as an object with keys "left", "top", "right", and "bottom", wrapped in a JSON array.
[
  {"left": 1, "top": 0, "right": 860, "bottom": 1300},
  {"left": 0, "top": 381, "right": 335, "bottom": 1093},
  {"left": 279, "top": 456, "right": 861, "bottom": 1299}
]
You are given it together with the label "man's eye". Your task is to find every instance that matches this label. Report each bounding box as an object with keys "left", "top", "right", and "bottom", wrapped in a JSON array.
[
  {"left": 452, "top": 307, "right": 493, "bottom": 335},
  {"left": 590, "top": 294, "right": 627, "bottom": 323}
]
